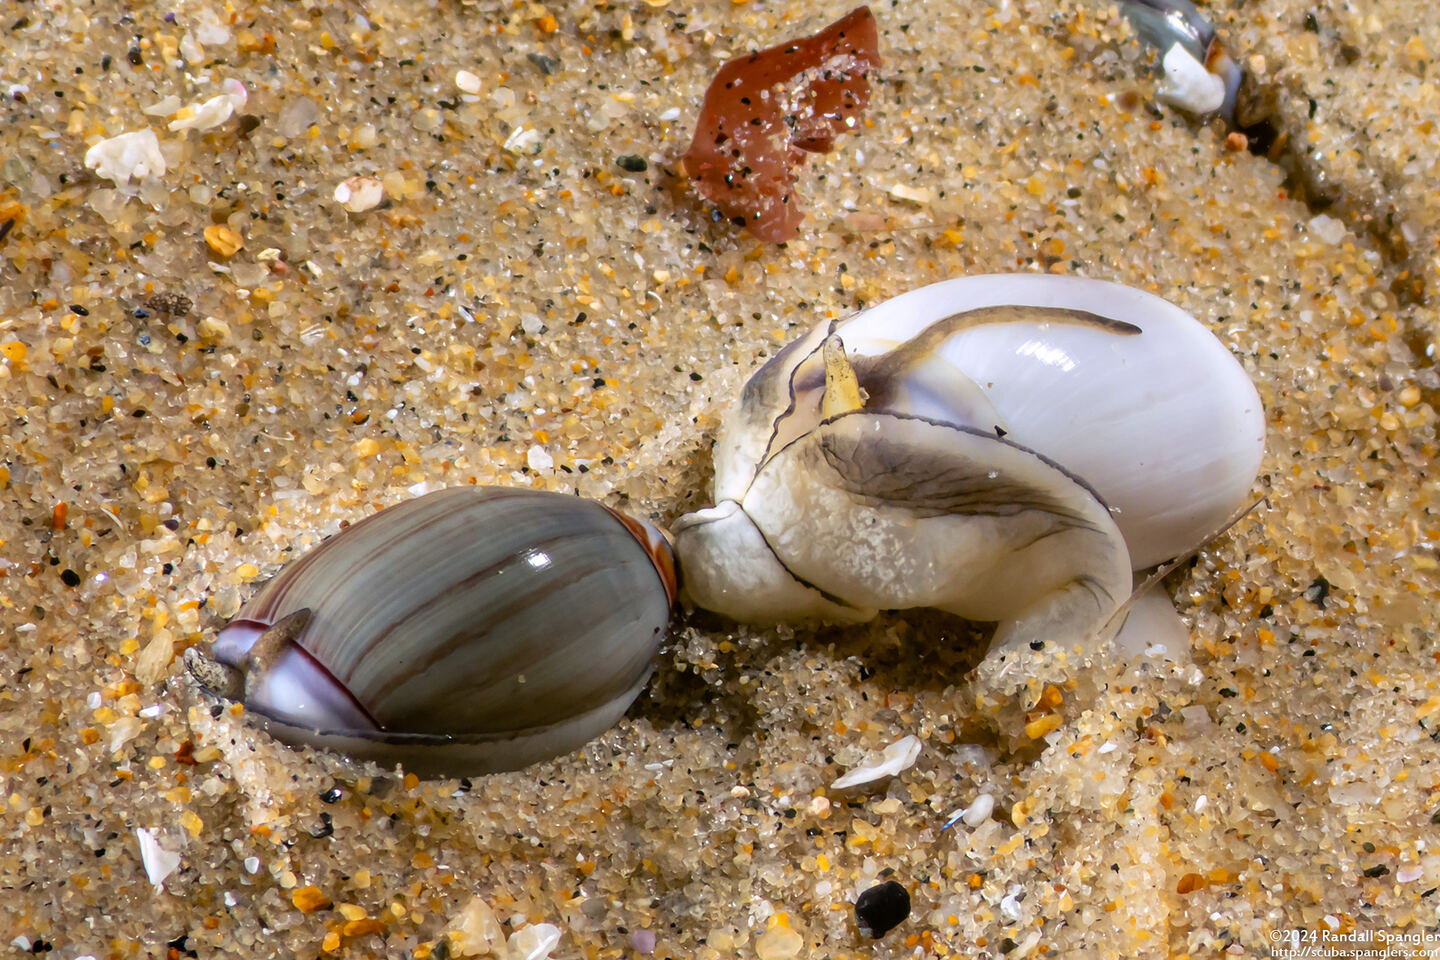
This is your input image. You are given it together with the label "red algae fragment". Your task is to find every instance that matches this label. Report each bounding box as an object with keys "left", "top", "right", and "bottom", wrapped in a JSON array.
[{"left": 681, "top": 6, "right": 880, "bottom": 243}]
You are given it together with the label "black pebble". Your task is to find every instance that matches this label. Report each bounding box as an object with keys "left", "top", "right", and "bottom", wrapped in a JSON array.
[
  {"left": 855, "top": 880, "right": 910, "bottom": 938},
  {"left": 1302, "top": 576, "right": 1331, "bottom": 606}
]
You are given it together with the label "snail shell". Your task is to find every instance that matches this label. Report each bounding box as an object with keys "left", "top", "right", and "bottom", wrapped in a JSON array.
[
  {"left": 674, "top": 275, "right": 1264, "bottom": 680},
  {"left": 186, "top": 486, "right": 677, "bottom": 776}
]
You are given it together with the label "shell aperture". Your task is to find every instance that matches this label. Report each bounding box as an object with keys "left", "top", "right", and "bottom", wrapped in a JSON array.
[
  {"left": 676, "top": 274, "right": 1265, "bottom": 684},
  {"left": 187, "top": 486, "right": 677, "bottom": 776}
]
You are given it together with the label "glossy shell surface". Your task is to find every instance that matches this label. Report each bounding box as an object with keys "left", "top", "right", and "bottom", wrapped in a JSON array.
[
  {"left": 202, "top": 486, "right": 676, "bottom": 776},
  {"left": 711, "top": 274, "right": 1264, "bottom": 569},
  {"left": 675, "top": 274, "right": 1265, "bottom": 683}
]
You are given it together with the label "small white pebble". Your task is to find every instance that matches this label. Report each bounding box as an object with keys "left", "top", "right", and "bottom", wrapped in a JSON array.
[
  {"left": 888, "top": 183, "right": 933, "bottom": 204},
  {"left": 334, "top": 176, "right": 384, "bottom": 213},
  {"left": 180, "top": 33, "right": 205, "bottom": 63},
  {"left": 1308, "top": 213, "right": 1346, "bottom": 245},
  {"left": 139, "top": 703, "right": 164, "bottom": 719},
  {"left": 244, "top": 856, "right": 260, "bottom": 874},
  {"left": 455, "top": 70, "right": 482, "bottom": 94},
  {"left": 1397, "top": 866, "right": 1423, "bottom": 883},
  {"left": 808, "top": 795, "right": 831, "bottom": 817},
  {"left": 109, "top": 716, "right": 144, "bottom": 753},
  {"left": 962, "top": 793, "right": 995, "bottom": 827},
  {"left": 526, "top": 445, "right": 554, "bottom": 472},
  {"left": 84, "top": 129, "right": 167, "bottom": 186},
  {"left": 1181, "top": 705, "right": 1212, "bottom": 728},
  {"left": 1194, "top": 794, "right": 1209, "bottom": 812},
  {"left": 1097, "top": 740, "right": 1118, "bottom": 755},
  {"left": 658, "top": 107, "right": 681, "bottom": 121},
  {"left": 195, "top": 14, "right": 232, "bottom": 45}
]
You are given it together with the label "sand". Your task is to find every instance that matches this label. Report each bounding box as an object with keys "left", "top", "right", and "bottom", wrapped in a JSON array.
[{"left": 1, "top": 0, "right": 1437, "bottom": 957}]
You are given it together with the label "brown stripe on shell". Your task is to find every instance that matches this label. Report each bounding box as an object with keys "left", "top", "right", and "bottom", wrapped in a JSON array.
[
  {"left": 603, "top": 506, "right": 679, "bottom": 605},
  {"left": 850, "top": 304, "right": 1140, "bottom": 408}
]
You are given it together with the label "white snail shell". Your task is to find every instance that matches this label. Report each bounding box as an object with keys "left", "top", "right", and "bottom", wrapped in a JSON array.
[
  {"left": 674, "top": 275, "right": 1264, "bottom": 673},
  {"left": 186, "top": 486, "right": 677, "bottom": 776}
]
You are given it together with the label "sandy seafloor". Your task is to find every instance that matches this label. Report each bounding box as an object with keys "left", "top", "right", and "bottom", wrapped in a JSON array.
[{"left": 3, "top": 0, "right": 1440, "bottom": 957}]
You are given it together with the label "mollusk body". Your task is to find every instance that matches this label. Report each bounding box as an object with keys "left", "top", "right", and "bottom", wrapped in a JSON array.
[
  {"left": 188, "top": 486, "right": 677, "bottom": 776},
  {"left": 675, "top": 275, "right": 1264, "bottom": 682},
  {"left": 1120, "top": 0, "right": 1243, "bottom": 119}
]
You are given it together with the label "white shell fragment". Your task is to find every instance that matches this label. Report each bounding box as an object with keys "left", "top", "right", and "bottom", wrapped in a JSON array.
[
  {"left": 508, "top": 923, "right": 563, "bottom": 960},
  {"left": 675, "top": 275, "right": 1265, "bottom": 691},
  {"left": 455, "top": 69, "right": 483, "bottom": 95},
  {"left": 136, "top": 827, "right": 181, "bottom": 890},
  {"left": 1156, "top": 42, "right": 1226, "bottom": 114},
  {"left": 831, "top": 734, "right": 922, "bottom": 789},
  {"left": 168, "top": 80, "right": 248, "bottom": 132},
  {"left": 334, "top": 176, "right": 385, "bottom": 212},
  {"left": 84, "top": 130, "right": 167, "bottom": 186}
]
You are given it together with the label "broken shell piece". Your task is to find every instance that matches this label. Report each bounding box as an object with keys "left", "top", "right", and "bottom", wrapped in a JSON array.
[
  {"left": 334, "top": 176, "right": 384, "bottom": 213},
  {"left": 169, "top": 80, "right": 248, "bottom": 132},
  {"left": 831, "top": 734, "right": 921, "bottom": 789},
  {"left": 136, "top": 827, "right": 181, "bottom": 889},
  {"left": 84, "top": 130, "right": 167, "bottom": 186},
  {"left": 509, "top": 923, "right": 563, "bottom": 960}
]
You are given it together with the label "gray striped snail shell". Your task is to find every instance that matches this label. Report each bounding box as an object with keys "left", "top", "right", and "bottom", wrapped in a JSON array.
[
  {"left": 185, "top": 486, "right": 677, "bottom": 776},
  {"left": 674, "top": 274, "right": 1265, "bottom": 692}
]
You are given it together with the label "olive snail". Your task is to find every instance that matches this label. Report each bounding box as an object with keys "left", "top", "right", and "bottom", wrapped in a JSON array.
[
  {"left": 674, "top": 274, "right": 1265, "bottom": 691},
  {"left": 185, "top": 486, "right": 677, "bottom": 776}
]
